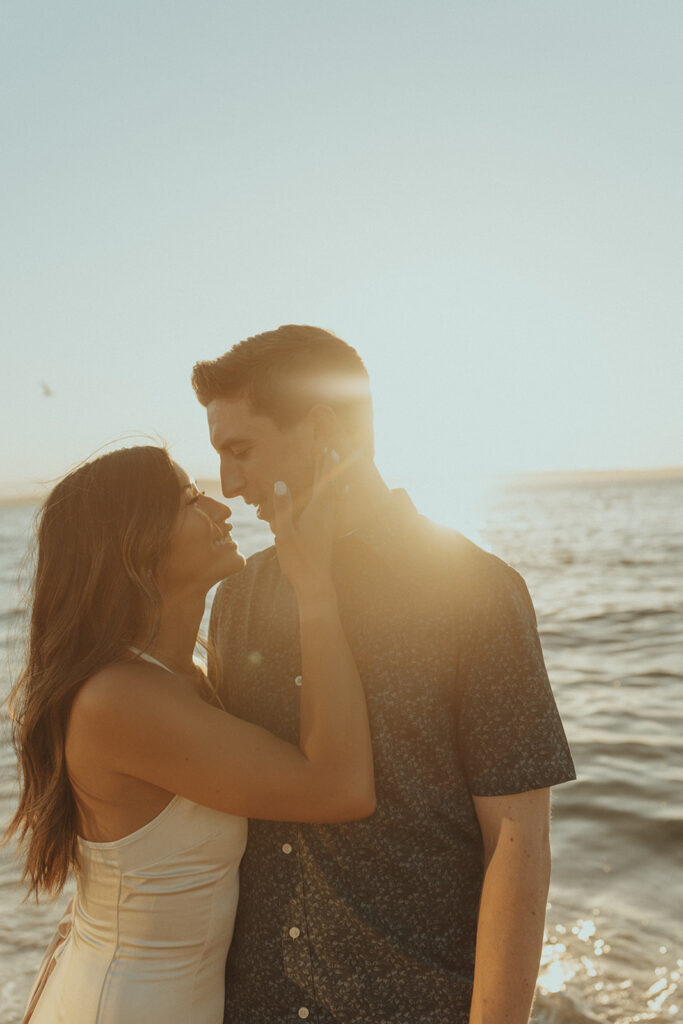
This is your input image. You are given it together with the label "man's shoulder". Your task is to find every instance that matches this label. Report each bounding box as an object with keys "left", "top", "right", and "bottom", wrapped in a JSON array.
[
  {"left": 416, "top": 514, "right": 525, "bottom": 593},
  {"left": 409, "top": 515, "right": 536, "bottom": 635}
]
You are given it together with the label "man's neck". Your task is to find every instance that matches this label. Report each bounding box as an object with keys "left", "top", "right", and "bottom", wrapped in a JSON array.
[{"left": 335, "top": 457, "right": 394, "bottom": 537}]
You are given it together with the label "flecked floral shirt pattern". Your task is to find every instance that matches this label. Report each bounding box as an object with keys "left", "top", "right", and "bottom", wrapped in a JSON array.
[{"left": 210, "top": 491, "right": 576, "bottom": 1024}]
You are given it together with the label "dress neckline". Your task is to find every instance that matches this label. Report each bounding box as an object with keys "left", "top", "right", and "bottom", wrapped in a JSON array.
[
  {"left": 128, "top": 647, "right": 175, "bottom": 675},
  {"left": 77, "top": 795, "right": 182, "bottom": 850}
]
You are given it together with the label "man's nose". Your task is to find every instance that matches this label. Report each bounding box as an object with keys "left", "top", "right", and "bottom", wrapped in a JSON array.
[{"left": 220, "top": 458, "right": 245, "bottom": 499}]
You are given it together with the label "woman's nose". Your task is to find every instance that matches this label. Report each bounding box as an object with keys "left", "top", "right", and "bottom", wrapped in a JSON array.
[{"left": 208, "top": 497, "right": 231, "bottom": 521}]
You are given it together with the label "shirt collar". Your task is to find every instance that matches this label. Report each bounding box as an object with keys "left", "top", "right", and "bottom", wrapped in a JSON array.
[{"left": 339, "top": 488, "right": 420, "bottom": 569}]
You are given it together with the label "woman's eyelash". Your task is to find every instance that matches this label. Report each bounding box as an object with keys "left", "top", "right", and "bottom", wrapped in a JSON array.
[{"left": 188, "top": 491, "right": 205, "bottom": 505}]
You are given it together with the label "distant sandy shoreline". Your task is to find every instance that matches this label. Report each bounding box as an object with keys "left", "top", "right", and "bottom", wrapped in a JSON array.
[
  {"left": 0, "top": 477, "right": 227, "bottom": 507},
  {"left": 1, "top": 467, "right": 682, "bottom": 507},
  {"left": 497, "top": 466, "right": 683, "bottom": 489}
]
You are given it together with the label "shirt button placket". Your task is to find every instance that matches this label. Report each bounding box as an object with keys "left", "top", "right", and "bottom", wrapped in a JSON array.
[
  {"left": 279, "top": 835, "right": 315, "bottom": 1020},
  {"left": 287, "top": 679, "right": 310, "bottom": 1016}
]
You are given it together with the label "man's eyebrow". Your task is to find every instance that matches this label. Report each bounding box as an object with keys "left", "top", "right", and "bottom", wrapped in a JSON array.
[{"left": 214, "top": 436, "right": 252, "bottom": 450}]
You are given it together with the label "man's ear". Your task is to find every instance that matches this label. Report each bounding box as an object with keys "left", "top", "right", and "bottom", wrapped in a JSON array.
[{"left": 308, "top": 404, "right": 339, "bottom": 450}]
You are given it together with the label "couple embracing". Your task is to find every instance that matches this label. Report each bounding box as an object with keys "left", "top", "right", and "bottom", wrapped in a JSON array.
[{"left": 8, "top": 325, "right": 575, "bottom": 1024}]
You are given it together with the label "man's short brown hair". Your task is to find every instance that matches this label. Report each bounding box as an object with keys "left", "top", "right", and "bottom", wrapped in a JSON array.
[{"left": 192, "top": 324, "right": 374, "bottom": 456}]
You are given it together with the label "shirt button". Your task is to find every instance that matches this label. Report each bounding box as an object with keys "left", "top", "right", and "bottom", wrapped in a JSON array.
[
  {"left": 298, "top": 1010, "right": 309, "bottom": 1020},
  {"left": 294, "top": 675, "right": 303, "bottom": 687},
  {"left": 281, "top": 843, "right": 293, "bottom": 854},
  {"left": 289, "top": 926, "right": 301, "bottom": 939}
]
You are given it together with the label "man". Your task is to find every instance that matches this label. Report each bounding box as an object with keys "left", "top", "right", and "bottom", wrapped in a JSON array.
[{"left": 192, "top": 324, "right": 575, "bottom": 1024}]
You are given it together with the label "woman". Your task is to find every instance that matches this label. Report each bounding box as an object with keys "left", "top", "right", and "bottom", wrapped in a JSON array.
[{"left": 5, "top": 444, "right": 374, "bottom": 1024}]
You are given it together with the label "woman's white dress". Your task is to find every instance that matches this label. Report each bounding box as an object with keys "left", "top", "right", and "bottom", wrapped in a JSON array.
[{"left": 25, "top": 654, "right": 248, "bottom": 1024}]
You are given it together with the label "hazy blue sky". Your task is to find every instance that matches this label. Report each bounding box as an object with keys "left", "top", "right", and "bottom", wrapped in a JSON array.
[{"left": 2, "top": 1, "right": 682, "bottom": 517}]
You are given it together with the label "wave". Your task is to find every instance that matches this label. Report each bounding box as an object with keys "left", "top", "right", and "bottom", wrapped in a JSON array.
[
  {"left": 533, "top": 990, "right": 605, "bottom": 1023},
  {"left": 0, "top": 608, "right": 23, "bottom": 625},
  {"left": 544, "top": 607, "right": 682, "bottom": 628}
]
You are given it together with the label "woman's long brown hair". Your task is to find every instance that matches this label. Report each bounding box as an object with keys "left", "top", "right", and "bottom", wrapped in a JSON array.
[{"left": 3, "top": 446, "right": 182, "bottom": 899}]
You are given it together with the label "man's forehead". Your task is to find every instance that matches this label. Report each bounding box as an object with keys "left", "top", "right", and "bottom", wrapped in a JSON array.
[{"left": 207, "top": 396, "right": 271, "bottom": 446}]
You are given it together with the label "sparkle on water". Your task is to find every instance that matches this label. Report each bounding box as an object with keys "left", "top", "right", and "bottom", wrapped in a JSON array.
[{"left": 537, "top": 910, "right": 681, "bottom": 1021}]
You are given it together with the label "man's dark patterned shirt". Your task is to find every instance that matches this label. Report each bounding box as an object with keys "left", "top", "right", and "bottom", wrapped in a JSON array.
[{"left": 210, "top": 491, "right": 575, "bottom": 1024}]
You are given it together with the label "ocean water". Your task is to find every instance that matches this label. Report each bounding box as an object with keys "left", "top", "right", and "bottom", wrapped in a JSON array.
[{"left": 1, "top": 477, "right": 681, "bottom": 1023}]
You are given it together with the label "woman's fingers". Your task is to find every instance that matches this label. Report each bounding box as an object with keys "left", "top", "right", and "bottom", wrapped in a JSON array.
[
  {"left": 310, "top": 448, "right": 342, "bottom": 514},
  {"left": 273, "top": 445, "right": 347, "bottom": 586},
  {"left": 308, "top": 450, "right": 341, "bottom": 535},
  {"left": 272, "top": 480, "right": 294, "bottom": 540},
  {"left": 317, "top": 447, "right": 339, "bottom": 485}
]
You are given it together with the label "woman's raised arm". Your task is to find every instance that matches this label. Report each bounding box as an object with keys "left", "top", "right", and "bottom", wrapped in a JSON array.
[{"left": 70, "top": 451, "right": 375, "bottom": 823}]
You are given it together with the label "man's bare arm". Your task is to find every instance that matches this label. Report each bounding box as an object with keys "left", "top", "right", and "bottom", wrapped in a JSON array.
[{"left": 468, "top": 788, "right": 551, "bottom": 1024}]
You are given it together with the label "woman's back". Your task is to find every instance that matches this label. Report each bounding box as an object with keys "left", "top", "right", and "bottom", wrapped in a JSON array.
[
  {"left": 65, "top": 652, "right": 203, "bottom": 845},
  {"left": 28, "top": 795, "right": 247, "bottom": 1024}
]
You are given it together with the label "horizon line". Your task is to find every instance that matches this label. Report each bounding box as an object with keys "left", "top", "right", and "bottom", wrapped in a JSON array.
[{"left": 1, "top": 464, "right": 681, "bottom": 505}]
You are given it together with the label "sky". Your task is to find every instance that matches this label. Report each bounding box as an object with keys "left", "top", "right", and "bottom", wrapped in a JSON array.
[{"left": 2, "top": 1, "right": 682, "bottom": 520}]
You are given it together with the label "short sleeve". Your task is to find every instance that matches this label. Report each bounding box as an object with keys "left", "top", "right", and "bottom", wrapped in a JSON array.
[{"left": 456, "top": 567, "right": 576, "bottom": 796}]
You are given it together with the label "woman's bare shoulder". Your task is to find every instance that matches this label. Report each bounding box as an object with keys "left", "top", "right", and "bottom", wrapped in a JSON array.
[{"left": 71, "top": 660, "right": 197, "bottom": 726}]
